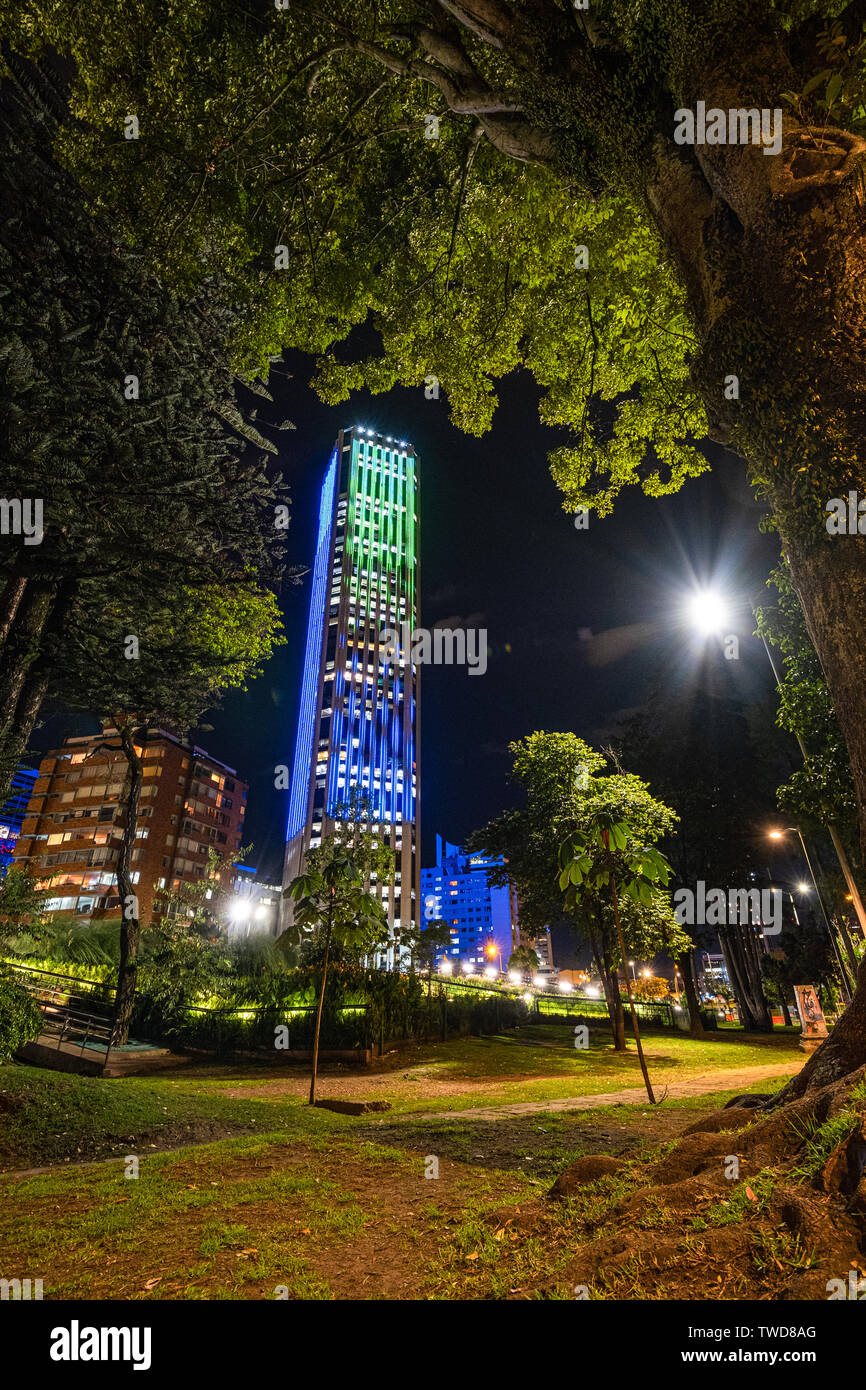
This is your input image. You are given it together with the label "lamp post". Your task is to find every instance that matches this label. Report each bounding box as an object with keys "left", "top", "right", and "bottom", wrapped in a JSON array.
[
  {"left": 684, "top": 585, "right": 866, "bottom": 941},
  {"left": 755, "top": 602, "right": 866, "bottom": 942},
  {"left": 768, "top": 827, "right": 852, "bottom": 1002}
]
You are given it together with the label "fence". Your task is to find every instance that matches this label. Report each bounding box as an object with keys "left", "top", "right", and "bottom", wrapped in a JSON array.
[
  {"left": 7, "top": 962, "right": 114, "bottom": 1059},
  {"left": 435, "top": 975, "right": 678, "bottom": 1029}
]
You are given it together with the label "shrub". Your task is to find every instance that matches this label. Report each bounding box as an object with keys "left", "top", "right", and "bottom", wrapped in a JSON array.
[{"left": 0, "top": 975, "right": 43, "bottom": 1062}]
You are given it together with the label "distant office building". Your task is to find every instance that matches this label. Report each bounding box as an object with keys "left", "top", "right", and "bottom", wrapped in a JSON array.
[
  {"left": 421, "top": 835, "right": 519, "bottom": 971},
  {"left": 14, "top": 729, "right": 247, "bottom": 922},
  {"left": 0, "top": 766, "right": 38, "bottom": 872},
  {"left": 283, "top": 425, "right": 420, "bottom": 961},
  {"left": 228, "top": 865, "right": 281, "bottom": 937},
  {"left": 527, "top": 926, "right": 555, "bottom": 975},
  {"left": 698, "top": 950, "right": 730, "bottom": 996}
]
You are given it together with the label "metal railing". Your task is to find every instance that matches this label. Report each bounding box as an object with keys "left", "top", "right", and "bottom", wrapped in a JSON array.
[{"left": 8, "top": 963, "right": 114, "bottom": 1060}]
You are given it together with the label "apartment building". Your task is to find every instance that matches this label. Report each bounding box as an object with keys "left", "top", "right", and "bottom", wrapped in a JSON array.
[{"left": 13, "top": 729, "right": 247, "bottom": 923}]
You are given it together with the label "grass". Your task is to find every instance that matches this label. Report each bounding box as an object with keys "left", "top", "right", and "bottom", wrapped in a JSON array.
[
  {"left": 691, "top": 1166, "right": 779, "bottom": 1228},
  {"left": 0, "top": 1024, "right": 801, "bottom": 1169},
  {"left": 0, "top": 1064, "right": 348, "bottom": 1170},
  {"left": 0, "top": 1024, "right": 807, "bottom": 1299},
  {"left": 789, "top": 1110, "right": 861, "bottom": 1180},
  {"left": 376, "top": 1023, "right": 802, "bottom": 1115}
]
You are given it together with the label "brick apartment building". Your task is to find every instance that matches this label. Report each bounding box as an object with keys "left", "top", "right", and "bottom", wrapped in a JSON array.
[{"left": 13, "top": 729, "right": 247, "bottom": 923}]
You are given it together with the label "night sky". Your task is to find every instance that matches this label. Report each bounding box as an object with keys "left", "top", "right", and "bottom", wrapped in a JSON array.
[
  {"left": 207, "top": 352, "right": 782, "bottom": 884},
  {"left": 33, "top": 351, "right": 783, "bottom": 890}
]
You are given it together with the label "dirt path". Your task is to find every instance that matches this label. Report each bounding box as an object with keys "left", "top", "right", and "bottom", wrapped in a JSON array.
[{"left": 405, "top": 1062, "right": 800, "bottom": 1121}]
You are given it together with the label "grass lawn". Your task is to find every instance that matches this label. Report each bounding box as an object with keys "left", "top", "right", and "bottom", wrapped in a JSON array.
[
  {"left": 0, "top": 1023, "right": 802, "bottom": 1170},
  {"left": 0, "top": 1024, "right": 803, "bottom": 1299},
  {"left": 0, "top": 1071, "right": 791, "bottom": 1300}
]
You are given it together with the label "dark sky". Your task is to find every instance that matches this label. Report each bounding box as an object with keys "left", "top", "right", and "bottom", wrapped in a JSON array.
[
  {"left": 32, "top": 352, "right": 782, "bottom": 885},
  {"left": 201, "top": 353, "right": 781, "bottom": 883}
]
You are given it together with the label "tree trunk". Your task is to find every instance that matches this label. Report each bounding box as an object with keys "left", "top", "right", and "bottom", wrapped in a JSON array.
[
  {"left": 111, "top": 724, "right": 144, "bottom": 1047},
  {"left": 0, "top": 570, "right": 27, "bottom": 649},
  {"left": 777, "top": 954, "right": 866, "bottom": 1101},
  {"left": 309, "top": 910, "right": 333, "bottom": 1105},
  {"left": 0, "top": 581, "right": 74, "bottom": 801},
  {"left": 0, "top": 579, "right": 55, "bottom": 735},
  {"left": 593, "top": 931, "right": 626, "bottom": 1051},
  {"left": 609, "top": 873, "right": 655, "bottom": 1104},
  {"left": 836, "top": 914, "right": 859, "bottom": 977},
  {"left": 678, "top": 946, "right": 705, "bottom": 1038},
  {"left": 719, "top": 922, "right": 773, "bottom": 1032}
]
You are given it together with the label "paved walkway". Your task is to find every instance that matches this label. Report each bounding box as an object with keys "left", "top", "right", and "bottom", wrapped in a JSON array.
[{"left": 405, "top": 1062, "right": 801, "bottom": 1122}]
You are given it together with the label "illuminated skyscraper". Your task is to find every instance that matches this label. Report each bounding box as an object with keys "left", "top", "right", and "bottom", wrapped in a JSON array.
[{"left": 282, "top": 426, "right": 420, "bottom": 959}]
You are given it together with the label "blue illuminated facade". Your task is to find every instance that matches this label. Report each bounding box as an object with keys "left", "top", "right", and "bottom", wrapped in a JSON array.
[
  {"left": 286, "top": 448, "right": 338, "bottom": 844},
  {"left": 421, "top": 835, "right": 519, "bottom": 972},
  {"left": 282, "top": 426, "right": 420, "bottom": 954},
  {"left": 0, "top": 766, "right": 38, "bottom": 873}
]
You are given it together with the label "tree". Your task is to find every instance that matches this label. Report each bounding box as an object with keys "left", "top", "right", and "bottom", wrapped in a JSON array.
[
  {"left": 136, "top": 849, "right": 236, "bottom": 1023},
  {"left": 50, "top": 581, "right": 283, "bottom": 1045},
  {"left": 287, "top": 846, "right": 390, "bottom": 1104},
  {"left": 9, "top": 2, "right": 866, "bottom": 1087},
  {"left": 470, "top": 732, "right": 688, "bottom": 1053},
  {"left": 631, "top": 975, "right": 671, "bottom": 1003},
  {"left": 559, "top": 803, "right": 676, "bottom": 1103},
  {"left": 410, "top": 919, "right": 453, "bottom": 994},
  {"left": 0, "top": 864, "right": 51, "bottom": 940},
  {"left": 756, "top": 560, "right": 866, "bottom": 943},
  {"left": 0, "top": 56, "right": 290, "bottom": 799},
  {"left": 507, "top": 945, "right": 540, "bottom": 981},
  {"left": 284, "top": 793, "right": 394, "bottom": 1099}
]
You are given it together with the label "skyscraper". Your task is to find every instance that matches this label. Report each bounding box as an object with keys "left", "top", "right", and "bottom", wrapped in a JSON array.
[
  {"left": 421, "top": 834, "right": 520, "bottom": 973},
  {"left": 282, "top": 426, "right": 420, "bottom": 959}
]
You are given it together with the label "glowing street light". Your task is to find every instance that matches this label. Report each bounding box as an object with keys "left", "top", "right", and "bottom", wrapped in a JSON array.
[
  {"left": 439, "top": 959, "right": 452, "bottom": 975},
  {"left": 767, "top": 825, "right": 850, "bottom": 1001},
  {"left": 686, "top": 588, "right": 729, "bottom": 635}
]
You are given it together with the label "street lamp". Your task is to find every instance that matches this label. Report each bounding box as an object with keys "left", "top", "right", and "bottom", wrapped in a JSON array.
[
  {"left": 628, "top": 959, "right": 636, "bottom": 981},
  {"left": 684, "top": 584, "right": 866, "bottom": 941},
  {"left": 768, "top": 826, "right": 851, "bottom": 1001},
  {"left": 686, "top": 589, "right": 730, "bottom": 635}
]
